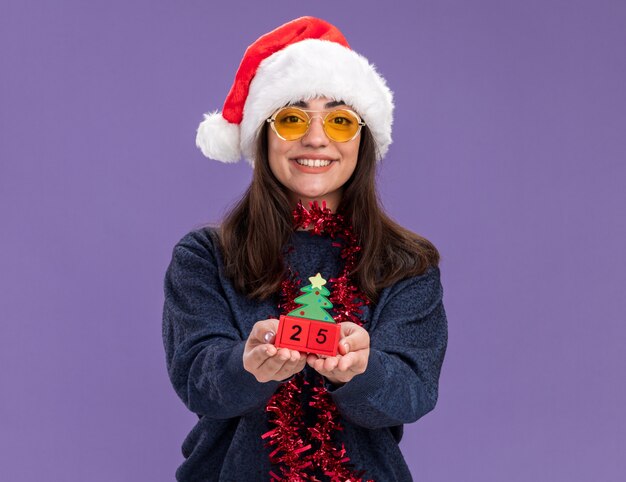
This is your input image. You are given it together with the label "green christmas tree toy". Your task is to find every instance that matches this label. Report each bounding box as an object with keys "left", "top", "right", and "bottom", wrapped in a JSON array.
[{"left": 275, "top": 273, "right": 341, "bottom": 356}]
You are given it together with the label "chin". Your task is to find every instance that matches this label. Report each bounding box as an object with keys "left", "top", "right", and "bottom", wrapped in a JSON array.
[
  {"left": 292, "top": 185, "right": 326, "bottom": 198},
  {"left": 304, "top": 188, "right": 326, "bottom": 195},
  {"left": 296, "top": 197, "right": 323, "bottom": 205}
]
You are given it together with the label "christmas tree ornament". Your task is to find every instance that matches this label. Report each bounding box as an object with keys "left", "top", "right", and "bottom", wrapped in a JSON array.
[{"left": 275, "top": 272, "right": 341, "bottom": 356}]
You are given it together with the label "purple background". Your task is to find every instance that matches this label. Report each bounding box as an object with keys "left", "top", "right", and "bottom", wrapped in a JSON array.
[{"left": 1, "top": 1, "right": 624, "bottom": 480}]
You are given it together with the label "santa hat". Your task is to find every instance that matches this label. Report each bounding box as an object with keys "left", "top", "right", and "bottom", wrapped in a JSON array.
[{"left": 196, "top": 16, "right": 394, "bottom": 165}]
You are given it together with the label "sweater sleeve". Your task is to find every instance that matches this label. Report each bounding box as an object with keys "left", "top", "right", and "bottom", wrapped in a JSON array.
[
  {"left": 328, "top": 265, "right": 448, "bottom": 429},
  {"left": 162, "top": 231, "right": 280, "bottom": 418}
]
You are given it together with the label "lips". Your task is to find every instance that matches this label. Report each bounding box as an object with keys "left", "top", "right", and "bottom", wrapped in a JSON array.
[
  {"left": 291, "top": 154, "right": 336, "bottom": 164},
  {"left": 290, "top": 157, "right": 335, "bottom": 173},
  {"left": 295, "top": 158, "right": 332, "bottom": 167}
]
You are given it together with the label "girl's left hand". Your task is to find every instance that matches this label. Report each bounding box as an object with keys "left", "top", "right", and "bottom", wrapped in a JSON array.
[{"left": 306, "top": 322, "right": 370, "bottom": 385}]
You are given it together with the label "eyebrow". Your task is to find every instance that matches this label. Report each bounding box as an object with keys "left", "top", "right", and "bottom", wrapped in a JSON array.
[{"left": 290, "top": 100, "right": 346, "bottom": 108}]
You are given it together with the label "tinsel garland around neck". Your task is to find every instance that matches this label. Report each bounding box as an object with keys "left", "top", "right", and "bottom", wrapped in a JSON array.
[{"left": 262, "top": 201, "right": 374, "bottom": 482}]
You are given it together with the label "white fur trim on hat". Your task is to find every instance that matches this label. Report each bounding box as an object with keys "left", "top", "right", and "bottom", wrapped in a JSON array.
[{"left": 196, "top": 111, "right": 241, "bottom": 163}]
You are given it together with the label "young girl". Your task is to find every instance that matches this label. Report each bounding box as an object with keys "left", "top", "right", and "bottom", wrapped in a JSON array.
[{"left": 163, "top": 16, "right": 447, "bottom": 482}]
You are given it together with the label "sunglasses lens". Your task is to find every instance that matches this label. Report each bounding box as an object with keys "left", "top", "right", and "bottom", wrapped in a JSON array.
[
  {"left": 324, "top": 110, "right": 361, "bottom": 142},
  {"left": 273, "top": 108, "right": 310, "bottom": 140},
  {"left": 271, "top": 107, "right": 363, "bottom": 142}
]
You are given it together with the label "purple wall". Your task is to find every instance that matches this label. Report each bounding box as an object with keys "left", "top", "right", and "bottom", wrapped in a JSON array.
[{"left": 1, "top": 1, "right": 624, "bottom": 480}]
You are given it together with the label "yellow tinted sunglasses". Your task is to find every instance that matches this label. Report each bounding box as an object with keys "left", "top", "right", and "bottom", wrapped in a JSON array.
[{"left": 266, "top": 107, "right": 366, "bottom": 143}]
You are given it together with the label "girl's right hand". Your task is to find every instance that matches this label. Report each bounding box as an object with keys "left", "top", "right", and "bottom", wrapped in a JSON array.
[{"left": 243, "top": 319, "right": 306, "bottom": 382}]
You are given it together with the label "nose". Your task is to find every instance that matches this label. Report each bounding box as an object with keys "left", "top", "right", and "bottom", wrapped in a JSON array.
[{"left": 301, "top": 115, "right": 329, "bottom": 148}]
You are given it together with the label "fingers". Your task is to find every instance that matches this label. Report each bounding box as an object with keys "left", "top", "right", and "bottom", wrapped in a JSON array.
[
  {"left": 264, "top": 349, "right": 305, "bottom": 381},
  {"left": 337, "top": 351, "right": 363, "bottom": 372},
  {"left": 272, "top": 354, "right": 307, "bottom": 381},
  {"left": 265, "top": 343, "right": 277, "bottom": 357},
  {"left": 249, "top": 319, "right": 280, "bottom": 346},
  {"left": 307, "top": 352, "right": 362, "bottom": 373},
  {"left": 306, "top": 353, "right": 337, "bottom": 373},
  {"left": 259, "top": 347, "right": 300, "bottom": 371},
  {"left": 339, "top": 322, "right": 370, "bottom": 355},
  {"left": 243, "top": 343, "right": 276, "bottom": 371},
  {"left": 243, "top": 318, "right": 280, "bottom": 373},
  {"left": 249, "top": 347, "right": 305, "bottom": 383},
  {"left": 244, "top": 319, "right": 312, "bottom": 382}
]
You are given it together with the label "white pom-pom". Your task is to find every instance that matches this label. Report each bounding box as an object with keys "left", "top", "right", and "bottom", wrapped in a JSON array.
[{"left": 195, "top": 111, "right": 241, "bottom": 163}]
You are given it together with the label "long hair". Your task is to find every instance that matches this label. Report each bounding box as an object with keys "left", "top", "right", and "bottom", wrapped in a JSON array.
[{"left": 218, "top": 123, "right": 440, "bottom": 302}]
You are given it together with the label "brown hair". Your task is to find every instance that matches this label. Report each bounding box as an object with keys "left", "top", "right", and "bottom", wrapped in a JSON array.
[{"left": 218, "top": 123, "right": 440, "bottom": 302}]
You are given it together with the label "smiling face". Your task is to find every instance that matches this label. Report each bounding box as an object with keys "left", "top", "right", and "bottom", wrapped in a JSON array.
[{"left": 267, "top": 97, "right": 361, "bottom": 212}]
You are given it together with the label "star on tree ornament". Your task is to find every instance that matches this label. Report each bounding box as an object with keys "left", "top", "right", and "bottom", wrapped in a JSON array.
[{"left": 308, "top": 273, "right": 327, "bottom": 289}]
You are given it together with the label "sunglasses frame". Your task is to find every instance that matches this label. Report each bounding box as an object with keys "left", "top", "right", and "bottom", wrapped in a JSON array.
[{"left": 266, "top": 107, "right": 366, "bottom": 143}]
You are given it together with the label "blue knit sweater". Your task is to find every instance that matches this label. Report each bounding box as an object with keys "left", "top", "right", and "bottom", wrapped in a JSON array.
[{"left": 162, "top": 227, "right": 448, "bottom": 481}]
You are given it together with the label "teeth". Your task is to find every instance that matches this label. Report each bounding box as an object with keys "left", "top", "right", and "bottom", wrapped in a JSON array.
[{"left": 295, "top": 159, "right": 332, "bottom": 167}]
